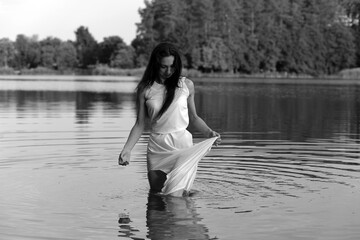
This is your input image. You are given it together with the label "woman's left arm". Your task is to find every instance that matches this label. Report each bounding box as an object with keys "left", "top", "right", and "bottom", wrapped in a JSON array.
[{"left": 186, "top": 78, "right": 221, "bottom": 144}]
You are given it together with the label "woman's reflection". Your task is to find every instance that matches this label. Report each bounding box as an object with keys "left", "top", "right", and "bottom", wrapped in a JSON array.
[
  {"left": 146, "top": 192, "right": 211, "bottom": 240},
  {"left": 118, "top": 212, "right": 139, "bottom": 239}
]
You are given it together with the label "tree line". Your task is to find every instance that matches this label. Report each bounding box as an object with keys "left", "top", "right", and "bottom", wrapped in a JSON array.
[
  {"left": 0, "top": 26, "right": 135, "bottom": 72},
  {"left": 133, "top": 0, "right": 360, "bottom": 75},
  {"left": 1, "top": 0, "right": 360, "bottom": 76}
]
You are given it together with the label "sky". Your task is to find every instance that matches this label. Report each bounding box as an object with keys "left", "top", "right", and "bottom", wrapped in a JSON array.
[{"left": 0, "top": 0, "right": 145, "bottom": 44}]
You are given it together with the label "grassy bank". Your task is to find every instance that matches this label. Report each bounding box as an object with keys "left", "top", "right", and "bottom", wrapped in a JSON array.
[
  {"left": 0, "top": 65, "right": 315, "bottom": 78},
  {"left": 0, "top": 66, "right": 145, "bottom": 77},
  {"left": 2, "top": 66, "right": 360, "bottom": 80}
]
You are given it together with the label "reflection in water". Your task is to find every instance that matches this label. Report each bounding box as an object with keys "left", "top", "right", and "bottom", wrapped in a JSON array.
[
  {"left": 355, "top": 87, "right": 360, "bottom": 138},
  {"left": 1, "top": 80, "right": 360, "bottom": 240},
  {"left": 0, "top": 90, "right": 136, "bottom": 126},
  {"left": 2, "top": 83, "right": 360, "bottom": 141},
  {"left": 147, "top": 193, "right": 210, "bottom": 240},
  {"left": 198, "top": 137, "right": 360, "bottom": 201},
  {"left": 74, "top": 91, "right": 134, "bottom": 124},
  {"left": 118, "top": 193, "right": 211, "bottom": 240},
  {"left": 118, "top": 213, "right": 140, "bottom": 239},
  {"left": 194, "top": 82, "right": 360, "bottom": 141}
]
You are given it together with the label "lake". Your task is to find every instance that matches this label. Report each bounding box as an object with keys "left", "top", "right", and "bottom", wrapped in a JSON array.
[{"left": 0, "top": 76, "right": 359, "bottom": 240}]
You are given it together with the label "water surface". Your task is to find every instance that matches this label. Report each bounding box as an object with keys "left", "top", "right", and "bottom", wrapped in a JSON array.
[{"left": 0, "top": 77, "right": 359, "bottom": 240}]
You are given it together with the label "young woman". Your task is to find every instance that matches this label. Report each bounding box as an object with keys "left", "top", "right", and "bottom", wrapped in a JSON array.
[{"left": 118, "top": 42, "right": 221, "bottom": 196}]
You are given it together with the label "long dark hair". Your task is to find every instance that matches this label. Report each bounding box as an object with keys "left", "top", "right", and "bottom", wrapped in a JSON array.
[{"left": 136, "top": 42, "right": 182, "bottom": 118}]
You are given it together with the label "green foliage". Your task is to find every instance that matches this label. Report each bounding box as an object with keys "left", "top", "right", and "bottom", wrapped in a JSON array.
[
  {"left": 74, "top": 26, "right": 98, "bottom": 68},
  {"left": 92, "top": 65, "right": 145, "bottom": 76},
  {"left": 40, "top": 37, "right": 61, "bottom": 68},
  {"left": 98, "top": 36, "right": 135, "bottom": 68},
  {"left": 0, "top": 67, "right": 16, "bottom": 74},
  {"left": 191, "top": 37, "right": 233, "bottom": 72},
  {"left": 133, "top": 0, "right": 358, "bottom": 75},
  {"left": 0, "top": 38, "right": 15, "bottom": 68},
  {"left": 20, "top": 66, "right": 58, "bottom": 75},
  {"left": 3, "top": 1, "right": 360, "bottom": 76},
  {"left": 57, "top": 41, "right": 77, "bottom": 69},
  {"left": 324, "top": 22, "right": 356, "bottom": 73},
  {"left": 98, "top": 36, "right": 125, "bottom": 64},
  {"left": 14, "top": 34, "right": 41, "bottom": 69},
  {"left": 110, "top": 47, "right": 135, "bottom": 69}
]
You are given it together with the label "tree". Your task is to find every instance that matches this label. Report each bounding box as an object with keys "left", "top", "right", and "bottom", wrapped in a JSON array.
[
  {"left": 134, "top": 0, "right": 190, "bottom": 66},
  {"left": 57, "top": 41, "right": 77, "bottom": 69},
  {"left": 342, "top": 0, "right": 360, "bottom": 66},
  {"left": 39, "top": 37, "right": 61, "bottom": 68},
  {"left": 131, "top": 36, "right": 149, "bottom": 67},
  {"left": 0, "top": 38, "right": 15, "bottom": 68},
  {"left": 132, "top": 0, "right": 158, "bottom": 66},
  {"left": 134, "top": 0, "right": 357, "bottom": 74},
  {"left": 110, "top": 46, "right": 135, "bottom": 68},
  {"left": 14, "top": 34, "right": 41, "bottom": 69},
  {"left": 324, "top": 22, "right": 356, "bottom": 73},
  {"left": 74, "top": 26, "right": 98, "bottom": 68},
  {"left": 98, "top": 36, "right": 126, "bottom": 65},
  {"left": 191, "top": 37, "right": 233, "bottom": 72}
]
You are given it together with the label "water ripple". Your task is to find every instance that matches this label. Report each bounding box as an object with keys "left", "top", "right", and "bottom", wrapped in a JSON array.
[{"left": 196, "top": 135, "right": 360, "bottom": 202}]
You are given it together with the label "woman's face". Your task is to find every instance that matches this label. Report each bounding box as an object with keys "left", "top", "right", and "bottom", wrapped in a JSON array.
[{"left": 158, "top": 55, "right": 175, "bottom": 82}]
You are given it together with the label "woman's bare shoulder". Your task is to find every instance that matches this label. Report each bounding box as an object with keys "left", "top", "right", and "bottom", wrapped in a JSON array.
[
  {"left": 183, "top": 77, "right": 195, "bottom": 93},
  {"left": 137, "top": 85, "right": 150, "bottom": 100}
]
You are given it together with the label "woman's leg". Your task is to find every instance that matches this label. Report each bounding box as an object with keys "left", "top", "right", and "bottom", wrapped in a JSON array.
[{"left": 148, "top": 170, "right": 167, "bottom": 193}]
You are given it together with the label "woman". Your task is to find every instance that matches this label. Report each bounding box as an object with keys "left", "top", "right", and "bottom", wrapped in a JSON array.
[{"left": 118, "top": 42, "right": 221, "bottom": 196}]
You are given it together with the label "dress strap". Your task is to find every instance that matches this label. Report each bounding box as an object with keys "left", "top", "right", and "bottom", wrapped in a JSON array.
[
  {"left": 180, "top": 77, "right": 189, "bottom": 95},
  {"left": 180, "top": 76, "right": 186, "bottom": 84},
  {"left": 145, "top": 85, "right": 153, "bottom": 100}
]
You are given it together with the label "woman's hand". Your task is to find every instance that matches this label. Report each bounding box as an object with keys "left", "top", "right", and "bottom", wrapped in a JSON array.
[
  {"left": 208, "top": 130, "right": 221, "bottom": 146},
  {"left": 118, "top": 150, "right": 131, "bottom": 166}
]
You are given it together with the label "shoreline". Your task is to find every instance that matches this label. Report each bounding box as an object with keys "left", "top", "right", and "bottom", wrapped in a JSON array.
[
  {"left": 0, "top": 75, "right": 139, "bottom": 82},
  {"left": 193, "top": 76, "right": 360, "bottom": 85},
  {"left": 1, "top": 74, "right": 360, "bottom": 85}
]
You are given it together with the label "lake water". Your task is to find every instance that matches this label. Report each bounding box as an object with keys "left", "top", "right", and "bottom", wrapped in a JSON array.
[{"left": 0, "top": 77, "right": 359, "bottom": 240}]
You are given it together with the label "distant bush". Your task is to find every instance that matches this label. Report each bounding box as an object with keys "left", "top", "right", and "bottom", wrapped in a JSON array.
[
  {"left": 0, "top": 67, "right": 16, "bottom": 75},
  {"left": 92, "top": 65, "right": 144, "bottom": 76},
  {"left": 19, "top": 67, "right": 59, "bottom": 75},
  {"left": 182, "top": 68, "right": 203, "bottom": 78},
  {"left": 182, "top": 69, "right": 314, "bottom": 79},
  {"left": 338, "top": 68, "right": 360, "bottom": 79}
]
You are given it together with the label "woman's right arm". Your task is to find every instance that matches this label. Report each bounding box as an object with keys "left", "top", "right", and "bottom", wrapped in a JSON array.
[{"left": 118, "top": 89, "right": 147, "bottom": 166}]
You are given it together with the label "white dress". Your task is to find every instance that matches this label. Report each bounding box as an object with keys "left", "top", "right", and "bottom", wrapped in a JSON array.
[{"left": 145, "top": 77, "right": 217, "bottom": 196}]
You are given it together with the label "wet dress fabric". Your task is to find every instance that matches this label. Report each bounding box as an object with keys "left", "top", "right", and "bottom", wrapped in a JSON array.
[{"left": 145, "top": 77, "right": 217, "bottom": 196}]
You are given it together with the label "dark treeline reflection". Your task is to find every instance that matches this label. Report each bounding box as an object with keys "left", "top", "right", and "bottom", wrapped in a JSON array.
[
  {"left": 145, "top": 193, "right": 211, "bottom": 240},
  {"left": 1, "top": 90, "right": 135, "bottom": 108},
  {"left": 117, "top": 193, "right": 211, "bottom": 239},
  {"left": 1, "top": 82, "right": 360, "bottom": 141},
  {"left": 193, "top": 82, "right": 360, "bottom": 141},
  {"left": 0, "top": 90, "right": 135, "bottom": 124}
]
